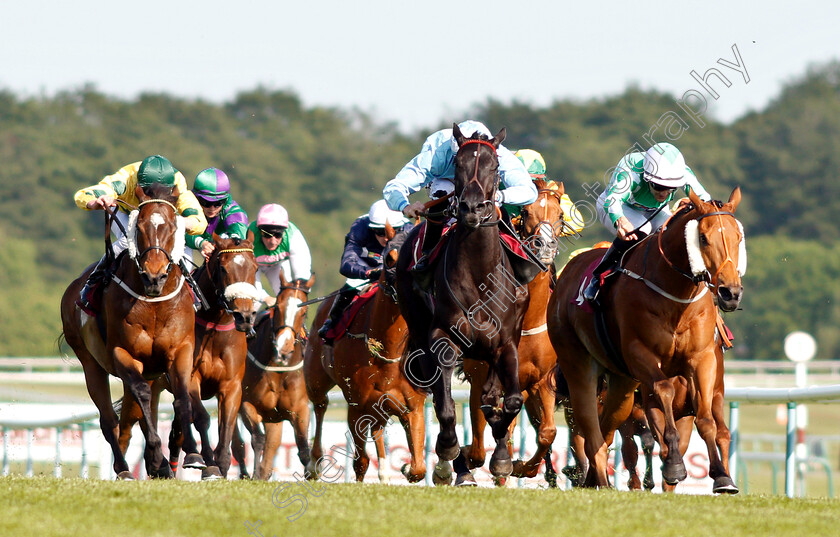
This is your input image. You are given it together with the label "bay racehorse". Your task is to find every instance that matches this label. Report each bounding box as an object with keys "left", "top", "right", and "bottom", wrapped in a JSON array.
[
  {"left": 304, "top": 225, "right": 427, "bottom": 483},
  {"left": 163, "top": 234, "right": 260, "bottom": 478},
  {"left": 462, "top": 179, "right": 568, "bottom": 484},
  {"left": 60, "top": 183, "right": 203, "bottom": 478},
  {"left": 547, "top": 187, "right": 745, "bottom": 491},
  {"left": 396, "top": 125, "right": 529, "bottom": 484},
  {"left": 232, "top": 273, "right": 315, "bottom": 480}
]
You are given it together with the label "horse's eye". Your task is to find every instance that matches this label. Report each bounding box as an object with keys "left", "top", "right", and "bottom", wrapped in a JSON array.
[{"left": 699, "top": 234, "right": 709, "bottom": 246}]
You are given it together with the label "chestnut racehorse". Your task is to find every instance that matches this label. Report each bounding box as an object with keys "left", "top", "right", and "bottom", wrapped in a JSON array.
[
  {"left": 462, "top": 180, "right": 568, "bottom": 483},
  {"left": 304, "top": 226, "right": 427, "bottom": 483},
  {"left": 396, "top": 125, "right": 529, "bottom": 484},
  {"left": 547, "top": 188, "right": 745, "bottom": 492},
  {"left": 232, "top": 273, "right": 315, "bottom": 480},
  {"left": 60, "top": 183, "right": 202, "bottom": 478}
]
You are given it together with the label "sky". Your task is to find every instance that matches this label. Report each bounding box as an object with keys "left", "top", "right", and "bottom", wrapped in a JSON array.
[{"left": 1, "top": 1, "right": 838, "bottom": 134}]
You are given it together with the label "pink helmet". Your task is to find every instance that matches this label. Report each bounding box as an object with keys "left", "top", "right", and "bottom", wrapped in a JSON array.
[{"left": 257, "top": 204, "right": 289, "bottom": 228}]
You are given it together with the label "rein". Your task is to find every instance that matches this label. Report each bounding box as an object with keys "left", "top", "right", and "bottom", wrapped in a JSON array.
[{"left": 657, "top": 209, "right": 739, "bottom": 286}]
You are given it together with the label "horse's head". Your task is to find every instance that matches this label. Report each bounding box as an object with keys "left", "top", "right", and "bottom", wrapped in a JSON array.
[
  {"left": 685, "top": 187, "right": 746, "bottom": 312},
  {"left": 519, "top": 180, "right": 566, "bottom": 264},
  {"left": 452, "top": 123, "right": 504, "bottom": 228},
  {"left": 131, "top": 183, "right": 183, "bottom": 296},
  {"left": 272, "top": 273, "right": 315, "bottom": 363},
  {"left": 380, "top": 222, "right": 406, "bottom": 302},
  {"left": 208, "top": 231, "right": 260, "bottom": 333}
]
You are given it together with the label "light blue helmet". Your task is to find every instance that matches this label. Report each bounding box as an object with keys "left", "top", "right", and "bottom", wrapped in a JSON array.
[{"left": 450, "top": 120, "right": 493, "bottom": 153}]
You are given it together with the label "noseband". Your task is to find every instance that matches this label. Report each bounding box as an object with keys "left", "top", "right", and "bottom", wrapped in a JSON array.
[{"left": 453, "top": 139, "right": 500, "bottom": 224}]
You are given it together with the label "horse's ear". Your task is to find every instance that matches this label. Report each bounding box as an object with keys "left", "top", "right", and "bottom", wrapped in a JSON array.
[
  {"left": 688, "top": 188, "right": 703, "bottom": 209},
  {"left": 135, "top": 185, "right": 147, "bottom": 202},
  {"left": 279, "top": 271, "right": 290, "bottom": 288},
  {"left": 246, "top": 229, "right": 255, "bottom": 246},
  {"left": 385, "top": 221, "right": 396, "bottom": 240},
  {"left": 305, "top": 273, "right": 316, "bottom": 291},
  {"left": 727, "top": 186, "right": 741, "bottom": 212},
  {"left": 171, "top": 185, "right": 181, "bottom": 198},
  {"left": 212, "top": 232, "right": 222, "bottom": 245},
  {"left": 491, "top": 127, "right": 506, "bottom": 148},
  {"left": 556, "top": 181, "right": 566, "bottom": 196},
  {"left": 452, "top": 123, "right": 466, "bottom": 148}
]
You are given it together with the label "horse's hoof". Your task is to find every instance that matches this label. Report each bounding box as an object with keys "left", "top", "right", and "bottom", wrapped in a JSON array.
[
  {"left": 713, "top": 476, "right": 739, "bottom": 494},
  {"left": 544, "top": 468, "right": 558, "bottom": 489},
  {"left": 662, "top": 460, "right": 687, "bottom": 485},
  {"left": 149, "top": 463, "right": 174, "bottom": 479},
  {"left": 239, "top": 473, "right": 252, "bottom": 480},
  {"left": 435, "top": 439, "right": 460, "bottom": 462},
  {"left": 433, "top": 461, "right": 452, "bottom": 486},
  {"left": 511, "top": 459, "right": 538, "bottom": 479},
  {"left": 489, "top": 453, "right": 513, "bottom": 478},
  {"left": 454, "top": 472, "right": 477, "bottom": 487},
  {"left": 201, "top": 466, "right": 224, "bottom": 481},
  {"left": 183, "top": 453, "right": 207, "bottom": 469},
  {"left": 116, "top": 471, "right": 134, "bottom": 481},
  {"left": 643, "top": 477, "right": 656, "bottom": 491}
]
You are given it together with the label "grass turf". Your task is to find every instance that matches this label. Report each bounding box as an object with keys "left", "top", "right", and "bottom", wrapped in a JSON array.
[{"left": 1, "top": 476, "right": 838, "bottom": 537}]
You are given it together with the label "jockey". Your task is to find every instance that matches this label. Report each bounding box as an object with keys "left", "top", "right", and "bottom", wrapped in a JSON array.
[
  {"left": 510, "top": 148, "right": 585, "bottom": 235},
  {"left": 583, "top": 142, "right": 712, "bottom": 302},
  {"left": 74, "top": 155, "right": 207, "bottom": 311},
  {"left": 382, "top": 120, "right": 537, "bottom": 273},
  {"left": 249, "top": 203, "right": 312, "bottom": 307},
  {"left": 317, "top": 200, "right": 410, "bottom": 345},
  {"left": 186, "top": 167, "right": 249, "bottom": 261}
]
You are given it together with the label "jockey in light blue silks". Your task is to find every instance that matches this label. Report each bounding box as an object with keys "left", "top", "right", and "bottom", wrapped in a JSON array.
[{"left": 382, "top": 120, "right": 537, "bottom": 273}]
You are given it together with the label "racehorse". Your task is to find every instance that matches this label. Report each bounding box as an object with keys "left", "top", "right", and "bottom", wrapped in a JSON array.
[
  {"left": 396, "top": 125, "right": 529, "bottom": 484},
  {"left": 547, "top": 187, "right": 745, "bottom": 491},
  {"left": 462, "top": 180, "right": 567, "bottom": 483},
  {"left": 60, "top": 183, "right": 202, "bottom": 478},
  {"left": 162, "top": 234, "right": 260, "bottom": 478},
  {"left": 304, "top": 225, "right": 427, "bottom": 483},
  {"left": 232, "top": 273, "right": 315, "bottom": 480}
]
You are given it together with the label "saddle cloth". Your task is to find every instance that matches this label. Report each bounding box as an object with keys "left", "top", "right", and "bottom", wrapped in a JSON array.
[{"left": 323, "top": 283, "right": 380, "bottom": 341}]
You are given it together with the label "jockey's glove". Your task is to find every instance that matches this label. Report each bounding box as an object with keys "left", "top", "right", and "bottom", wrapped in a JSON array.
[{"left": 366, "top": 268, "right": 382, "bottom": 281}]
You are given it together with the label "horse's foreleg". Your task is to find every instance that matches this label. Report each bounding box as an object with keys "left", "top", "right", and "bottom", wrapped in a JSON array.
[
  {"left": 239, "top": 402, "right": 265, "bottom": 479},
  {"left": 486, "top": 342, "right": 522, "bottom": 479},
  {"left": 169, "top": 343, "right": 205, "bottom": 469},
  {"left": 117, "top": 386, "right": 143, "bottom": 456},
  {"left": 512, "top": 379, "right": 557, "bottom": 479},
  {"left": 258, "top": 421, "right": 283, "bottom": 481},
  {"left": 347, "top": 407, "right": 370, "bottom": 482},
  {"left": 187, "top": 383, "right": 219, "bottom": 478},
  {"left": 372, "top": 423, "right": 390, "bottom": 484},
  {"left": 619, "top": 419, "right": 641, "bottom": 490},
  {"left": 289, "top": 404, "right": 312, "bottom": 474},
  {"left": 113, "top": 348, "right": 168, "bottom": 478},
  {"left": 399, "top": 404, "right": 427, "bottom": 483},
  {"left": 213, "top": 380, "right": 243, "bottom": 477},
  {"left": 427, "top": 330, "right": 459, "bottom": 461},
  {"left": 662, "top": 416, "right": 695, "bottom": 492},
  {"left": 464, "top": 360, "right": 488, "bottom": 469},
  {"left": 644, "top": 370, "right": 686, "bottom": 486},
  {"left": 692, "top": 357, "right": 737, "bottom": 493},
  {"left": 231, "top": 419, "right": 250, "bottom": 479},
  {"left": 563, "top": 361, "right": 609, "bottom": 488}
]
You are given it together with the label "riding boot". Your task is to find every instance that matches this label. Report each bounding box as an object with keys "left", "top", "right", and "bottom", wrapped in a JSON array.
[
  {"left": 582, "top": 239, "right": 634, "bottom": 303},
  {"left": 318, "top": 286, "right": 359, "bottom": 346},
  {"left": 411, "top": 219, "right": 445, "bottom": 275},
  {"left": 78, "top": 254, "right": 109, "bottom": 312}
]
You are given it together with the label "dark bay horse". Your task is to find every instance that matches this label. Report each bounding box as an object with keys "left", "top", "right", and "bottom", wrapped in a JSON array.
[
  {"left": 462, "top": 180, "right": 567, "bottom": 482},
  {"left": 547, "top": 188, "right": 745, "bottom": 491},
  {"left": 162, "top": 234, "right": 260, "bottom": 478},
  {"left": 396, "top": 125, "right": 529, "bottom": 483},
  {"left": 304, "top": 225, "right": 427, "bottom": 483},
  {"left": 233, "top": 273, "right": 315, "bottom": 480},
  {"left": 60, "top": 183, "right": 202, "bottom": 478}
]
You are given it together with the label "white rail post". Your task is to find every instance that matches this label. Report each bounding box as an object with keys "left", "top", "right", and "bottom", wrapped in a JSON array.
[
  {"left": 728, "top": 401, "right": 740, "bottom": 486},
  {"left": 785, "top": 401, "right": 797, "bottom": 498}
]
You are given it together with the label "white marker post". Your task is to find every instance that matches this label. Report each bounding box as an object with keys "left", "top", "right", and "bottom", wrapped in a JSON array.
[{"left": 783, "top": 331, "right": 817, "bottom": 497}]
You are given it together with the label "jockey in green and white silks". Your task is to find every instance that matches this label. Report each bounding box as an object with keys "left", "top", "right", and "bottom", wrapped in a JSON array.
[
  {"left": 584, "top": 143, "right": 712, "bottom": 303},
  {"left": 249, "top": 204, "right": 312, "bottom": 307},
  {"left": 597, "top": 143, "right": 711, "bottom": 237}
]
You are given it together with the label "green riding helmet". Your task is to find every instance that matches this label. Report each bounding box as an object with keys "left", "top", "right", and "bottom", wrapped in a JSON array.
[
  {"left": 193, "top": 167, "right": 232, "bottom": 202},
  {"left": 137, "top": 155, "right": 177, "bottom": 187}
]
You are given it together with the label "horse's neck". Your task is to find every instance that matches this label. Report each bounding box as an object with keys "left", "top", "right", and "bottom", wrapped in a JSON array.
[
  {"left": 367, "top": 291, "right": 401, "bottom": 337},
  {"left": 523, "top": 271, "right": 551, "bottom": 328},
  {"left": 629, "top": 219, "right": 696, "bottom": 295},
  {"left": 450, "top": 225, "right": 502, "bottom": 280}
]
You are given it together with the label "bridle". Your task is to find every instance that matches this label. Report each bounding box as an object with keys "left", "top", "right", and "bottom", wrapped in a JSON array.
[
  {"left": 131, "top": 199, "right": 180, "bottom": 283},
  {"left": 520, "top": 188, "right": 567, "bottom": 261},
  {"left": 657, "top": 208, "right": 741, "bottom": 287},
  {"left": 272, "top": 281, "right": 311, "bottom": 345},
  {"left": 453, "top": 139, "right": 500, "bottom": 226},
  {"left": 204, "top": 246, "right": 256, "bottom": 315}
]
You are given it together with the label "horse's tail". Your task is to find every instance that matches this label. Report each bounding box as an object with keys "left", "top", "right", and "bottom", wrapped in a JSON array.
[{"left": 552, "top": 363, "right": 570, "bottom": 408}]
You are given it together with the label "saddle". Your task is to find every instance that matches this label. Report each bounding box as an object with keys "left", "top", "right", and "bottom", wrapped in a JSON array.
[{"left": 323, "top": 283, "right": 380, "bottom": 342}]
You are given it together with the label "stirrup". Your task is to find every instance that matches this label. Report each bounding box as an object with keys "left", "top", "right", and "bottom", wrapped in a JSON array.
[
  {"left": 583, "top": 278, "right": 600, "bottom": 302},
  {"left": 411, "top": 254, "right": 431, "bottom": 274}
]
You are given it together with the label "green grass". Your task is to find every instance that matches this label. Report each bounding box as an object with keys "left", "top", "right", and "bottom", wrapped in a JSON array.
[{"left": 1, "top": 476, "right": 837, "bottom": 537}]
